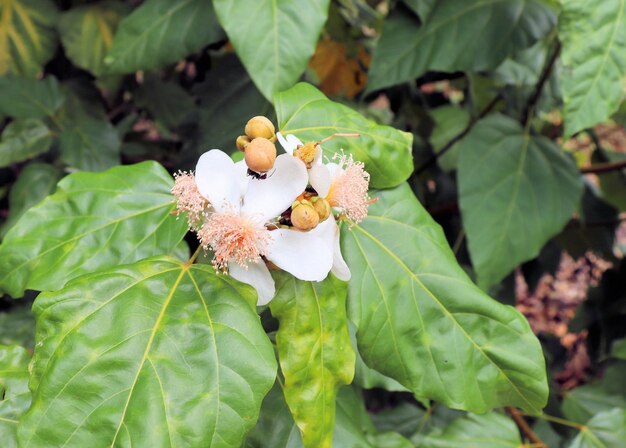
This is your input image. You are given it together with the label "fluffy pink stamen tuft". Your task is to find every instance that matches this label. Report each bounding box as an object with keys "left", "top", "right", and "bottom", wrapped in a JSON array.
[
  {"left": 198, "top": 210, "right": 272, "bottom": 272},
  {"left": 172, "top": 171, "right": 208, "bottom": 229},
  {"left": 329, "top": 153, "right": 371, "bottom": 224}
]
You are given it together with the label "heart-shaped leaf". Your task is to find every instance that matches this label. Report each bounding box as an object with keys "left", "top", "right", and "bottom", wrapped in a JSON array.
[
  {"left": 0, "top": 161, "right": 187, "bottom": 297},
  {"left": 275, "top": 83, "right": 413, "bottom": 189},
  {"left": 342, "top": 183, "right": 548, "bottom": 414},
  {"left": 18, "top": 257, "right": 277, "bottom": 447}
]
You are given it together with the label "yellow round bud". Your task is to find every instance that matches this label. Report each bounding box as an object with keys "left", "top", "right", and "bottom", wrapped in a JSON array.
[
  {"left": 291, "top": 201, "right": 319, "bottom": 231},
  {"left": 311, "top": 196, "right": 331, "bottom": 222},
  {"left": 236, "top": 135, "right": 251, "bottom": 152},
  {"left": 245, "top": 116, "right": 275, "bottom": 140},
  {"left": 294, "top": 142, "right": 319, "bottom": 167},
  {"left": 245, "top": 137, "right": 277, "bottom": 172}
]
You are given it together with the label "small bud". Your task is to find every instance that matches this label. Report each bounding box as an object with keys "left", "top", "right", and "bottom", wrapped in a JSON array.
[
  {"left": 291, "top": 201, "right": 319, "bottom": 231},
  {"left": 294, "top": 142, "right": 319, "bottom": 168},
  {"left": 236, "top": 135, "right": 251, "bottom": 152},
  {"left": 245, "top": 116, "right": 275, "bottom": 140},
  {"left": 245, "top": 137, "right": 277, "bottom": 172},
  {"left": 311, "top": 196, "right": 331, "bottom": 222}
]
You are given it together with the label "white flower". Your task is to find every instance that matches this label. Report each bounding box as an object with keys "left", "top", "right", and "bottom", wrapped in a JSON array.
[{"left": 194, "top": 149, "right": 334, "bottom": 305}]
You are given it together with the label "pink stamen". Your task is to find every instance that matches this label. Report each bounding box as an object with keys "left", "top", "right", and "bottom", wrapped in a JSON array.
[
  {"left": 329, "top": 152, "right": 371, "bottom": 224},
  {"left": 198, "top": 209, "right": 272, "bottom": 272},
  {"left": 172, "top": 171, "right": 208, "bottom": 229}
]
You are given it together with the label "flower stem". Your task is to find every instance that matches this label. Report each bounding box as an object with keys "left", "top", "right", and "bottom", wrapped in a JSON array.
[{"left": 185, "top": 245, "right": 203, "bottom": 268}]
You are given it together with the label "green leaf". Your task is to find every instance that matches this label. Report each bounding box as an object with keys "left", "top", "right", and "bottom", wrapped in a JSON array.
[
  {"left": 104, "top": 0, "right": 223, "bottom": 74},
  {"left": 342, "top": 183, "right": 548, "bottom": 414},
  {"left": 0, "top": 161, "right": 188, "bottom": 297},
  {"left": 0, "top": 76, "right": 65, "bottom": 119},
  {"left": 457, "top": 114, "right": 583, "bottom": 289},
  {"left": 562, "top": 384, "right": 626, "bottom": 424},
  {"left": 420, "top": 412, "right": 521, "bottom": 448},
  {"left": 429, "top": 106, "right": 470, "bottom": 172},
  {"left": 0, "top": 306, "right": 36, "bottom": 349},
  {"left": 213, "top": 0, "right": 330, "bottom": 101},
  {"left": 0, "top": 119, "right": 52, "bottom": 167},
  {"left": 559, "top": 0, "right": 626, "bottom": 137},
  {"left": 134, "top": 75, "right": 196, "bottom": 130},
  {"left": 59, "top": 1, "right": 130, "bottom": 77},
  {"left": 275, "top": 83, "right": 413, "bottom": 189},
  {"left": 270, "top": 273, "right": 355, "bottom": 448},
  {"left": 58, "top": 115, "right": 121, "bottom": 171},
  {"left": 569, "top": 408, "right": 626, "bottom": 448},
  {"left": 18, "top": 257, "right": 277, "bottom": 447},
  {"left": 611, "top": 337, "right": 626, "bottom": 359},
  {"left": 0, "top": 0, "right": 58, "bottom": 77},
  {"left": 402, "top": 0, "right": 435, "bottom": 20},
  {"left": 368, "top": 0, "right": 556, "bottom": 92},
  {"left": 0, "top": 162, "right": 62, "bottom": 238},
  {"left": 597, "top": 150, "right": 626, "bottom": 212},
  {"left": 0, "top": 345, "right": 31, "bottom": 448}
]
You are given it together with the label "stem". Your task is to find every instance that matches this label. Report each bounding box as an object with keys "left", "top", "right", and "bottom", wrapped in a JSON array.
[
  {"left": 184, "top": 245, "right": 203, "bottom": 268},
  {"left": 520, "top": 411, "right": 585, "bottom": 430},
  {"left": 521, "top": 40, "right": 561, "bottom": 128},
  {"left": 452, "top": 229, "right": 465, "bottom": 255},
  {"left": 506, "top": 407, "right": 547, "bottom": 448},
  {"left": 580, "top": 159, "right": 626, "bottom": 174}
]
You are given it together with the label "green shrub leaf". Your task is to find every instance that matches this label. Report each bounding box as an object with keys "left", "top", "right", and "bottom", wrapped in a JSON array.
[
  {"left": 0, "top": 162, "right": 187, "bottom": 297},
  {"left": 0, "top": 345, "right": 31, "bottom": 448},
  {"left": 0, "top": 76, "right": 65, "bottom": 119},
  {"left": 18, "top": 257, "right": 277, "bottom": 447},
  {"left": 58, "top": 116, "right": 121, "bottom": 171},
  {"left": 342, "top": 183, "right": 548, "bottom": 414},
  {"left": 368, "top": 0, "right": 556, "bottom": 92},
  {"left": 0, "top": 119, "right": 52, "bottom": 168},
  {"left": 104, "top": 0, "right": 223, "bottom": 73},
  {"left": 569, "top": 408, "right": 626, "bottom": 448},
  {"left": 275, "top": 83, "right": 413, "bottom": 189},
  {"left": 419, "top": 412, "right": 522, "bottom": 447},
  {"left": 270, "top": 273, "right": 355, "bottom": 448},
  {"left": 458, "top": 114, "right": 583, "bottom": 289},
  {"left": 213, "top": 0, "right": 330, "bottom": 101},
  {"left": 559, "top": 0, "right": 626, "bottom": 137}
]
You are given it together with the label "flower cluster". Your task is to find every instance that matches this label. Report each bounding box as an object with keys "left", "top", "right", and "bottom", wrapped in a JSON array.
[{"left": 172, "top": 116, "right": 372, "bottom": 305}]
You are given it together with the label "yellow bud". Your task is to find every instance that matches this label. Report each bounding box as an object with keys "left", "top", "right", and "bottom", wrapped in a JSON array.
[
  {"left": 236, "top": 135, "right": 251, "bottom": 152},
  {"left": 294, "top": 142, "right": 319, "bottom": 168},
  {"left": 245, "top": 137, "right": 277, "bottom": 172},
  {"left": 311, "top": 196, "right": 331, "bottom": 222},
  {"left": 245, "top": 116, "right": 275, "bottom": 140},
  {"left": 291, "top": 201, "right": 319, "bottom": 230}
]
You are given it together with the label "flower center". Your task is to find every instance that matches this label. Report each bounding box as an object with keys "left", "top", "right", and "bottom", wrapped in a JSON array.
[{"left": 327, "top": 153, "right": 371, "bottom": 224}]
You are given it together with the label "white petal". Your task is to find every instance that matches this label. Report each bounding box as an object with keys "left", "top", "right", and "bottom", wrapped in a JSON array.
[
  {"left": 234, "top": 160, "right": 249, "bottom": 197},
  {"left": 309, "top": 163, "right": 331, "bottom": 197},
  {"left": 267, "top": 222, "right": 333, "bottom": 281},
  {"left": 277, "top": 132, "right": 302, "bottom": 155},
  {"left": 313, "top": 144, "right": 323, "bottom": 164},
  {"left": 287, "top": 134, "right": 303, "bottom": 150},
  {"left": 326, "top": 162, "right": 341, "bottom": 179},
  {"left": 330, "top": 221, "right": 351, "bottom": 281},
  {"left": 229, "top": 259, "right": 276, "bottom": 306},
  {"left": 242, "top": 154, "right": 307, "bottom": 222},
  {"left": 195, "top": 150, "right": 241, "bottom": 213}
]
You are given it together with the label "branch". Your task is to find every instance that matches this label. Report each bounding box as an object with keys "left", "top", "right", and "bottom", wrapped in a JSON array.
[
  {"left": 415, "top": 94, "right": 502, "bottom": 175},
  {"left": 521, "top": 40, "right": 561, "bottom": 127},
  {"left": 580, "top": 159, "right": 626, "bottom": 174},
  {"left": 506, "top": 407, "right": 547, "bottom": 448}
]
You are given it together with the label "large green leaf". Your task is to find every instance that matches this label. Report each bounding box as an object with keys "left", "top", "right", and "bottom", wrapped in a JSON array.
[
  {"left": 0, "top": 119, "right": 52, "bottom": 167},
  {"left": 0, "top": 161, "right": 187, "bottom": 297},
  {"left": 270, "top": 273, "right": 355, "bottom": 448},
  {"left": 0, "top": 306, "right": 35, "bottom": 349},
  {"left": 0, "top": 76, "right": 65, "bottom": 119},
  {"left": 59, "top": 1, "right": 130, "bottom": 76},
  {"left": 58, "top": 115, "right": 121, "bottom": 171},
  {"left": 213, "top": 0, "right": 330, "bottom": 101},
  {"left": 134, "top": 74, "right": 196, "bottom": 130},
  {"left": 0, "top": 345, "right": 31, "bottom": 448},
  {"left": 275, "top": 83, "right": 413, "bottom": 189},
  {"left": 17, "top": 257, "right": 277, "bottom": 447},
  {"left": 104, "top": 0, "right": 223, "bottom": 74},
  {"left": 562, "top": 385, "right": 626, "bottom": 424},
  {"left": 0, "top": 0, "right": 58, "bottom": 77},
  {"left": 559, "top": 0, "right": 626, "bottom": 137},
  {"left": 419, "top": 412, "right": 521, "bottom": 448},
  {"left": 342, "top": 183, "right": 548, "bottom": 414},
  {"left": 0, "top": 162, "right": 63, "bottom": 237},
  {"left": 457, "top": 114, "right": 583, "bottom": 289},
  {"left": 568, "top": 408, "right": 626, "bottom": 448},
  {"left": 367, "top": 0, "right": 555, "bottom": 92}
]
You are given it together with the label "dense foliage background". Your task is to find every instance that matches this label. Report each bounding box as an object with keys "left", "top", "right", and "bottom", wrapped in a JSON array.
[{"left": 1, "top": 0, "right": 625, "bottom": 447}]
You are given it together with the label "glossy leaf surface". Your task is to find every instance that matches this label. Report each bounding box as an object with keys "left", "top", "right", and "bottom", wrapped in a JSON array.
[
  {"left": 559, "top": 0, "right": 626, "bottom": 137},
  {"left": 0, "top": 0, "right": 58, "bottom": 76},
  {"left": 342, "top": 183, "right": 548, "bottom": 414},
  {"left": 214, "top": 0, "right": 330, "bottom": 101},
  {"left": 18, "top": 257, "right": 277, "bottom": 447},
  {"left": 0, "top": 162, "right": 187, "bottom": 297},
  {"left": 275, "top": 83, "right": 413, "bottom": 189},
  {"left": 104, "top": 0, "right": 223, "bottom": 73},
  {"left": 59, "top": 1, "right": 130, "bottom": 76},
  {"left": 270, "top": 273, "right": 355, "bottom": 448},
  {"left": 0, "top": 119, "right": 52, "bottom": 167},
  {"left": 458, "top": 114, "right": 583, "bottom": 289},
  {"left": 368, "top": 0, "right": 555, "bottom": 92},
  {"left": 0, "top": 345, "right": 31, "bottom": 448}
]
